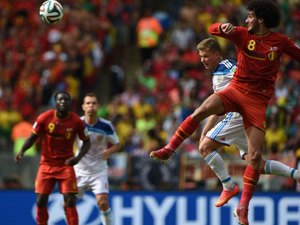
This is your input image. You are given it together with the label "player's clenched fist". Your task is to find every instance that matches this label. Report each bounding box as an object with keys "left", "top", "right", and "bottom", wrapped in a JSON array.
[{"left": 220, "top": 23, "right": 235, "bottom": 34}]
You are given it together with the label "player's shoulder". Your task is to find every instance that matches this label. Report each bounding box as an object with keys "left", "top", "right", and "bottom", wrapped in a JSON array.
[
  {"left": 270, "top": 31, "right": 296, "bottom": 46},
  {"left": 96, "top": 117, "right": 115, "bottom": 133},
  {"left": 213, "top": 59, "right": 237, "bottom": 76},
  {"left": 43, "top": 109, "right": 55, "bottom": 115},
  {"left": 38, "top": 109, "right": 55, "bottom": 119},
  {"left": 98, "top": 117, "right": 113, "bottom": 125},
  {"left": 68, "top": 111, "right": 84, "bottom": 123},
  {"left": 69, "top": 111, "right": 80, "bottom": 118}
]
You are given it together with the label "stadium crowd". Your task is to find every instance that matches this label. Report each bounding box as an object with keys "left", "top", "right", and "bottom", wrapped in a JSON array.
[{"left": 1, "top": 0, "right": 300, "bottom": 191}]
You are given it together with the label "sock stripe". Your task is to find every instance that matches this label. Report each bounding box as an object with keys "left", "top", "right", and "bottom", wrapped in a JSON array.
[
  {"left": 265, "top": 160, "right": 271, "bottom": 174},
  {"left": 244, "top": 175, "right": 258, "bottom": 183},
  {"left": 178, "top": 127, "right": 190, "bottom": 138},
  {"left": 291, "top": 169, "right": 296, "bottom": 178},
  {"left": 221, "top": 176, "right": 232, "bottom": 183},
  {"left": 175, "top": 130, "right": 185, "bottom": 140}
]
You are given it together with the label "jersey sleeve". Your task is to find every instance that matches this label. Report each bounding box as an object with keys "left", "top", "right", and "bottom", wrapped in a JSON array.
[
  {"left": 32, "top": 113, "right": 46, "bottom": 135},
  {"left": 107, "top": 122, "right": 119, "bottom": 145},
  {"left": 282, "top": 36, "right": 300, "bottom": 63},
  {"left": 208, "top": 23, "right": 246, "bottom": 47}
]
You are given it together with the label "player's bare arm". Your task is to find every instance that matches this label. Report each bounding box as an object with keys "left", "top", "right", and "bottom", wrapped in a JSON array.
[
  {"left": 65, "top": 138, "right": 91, "bottom": 165},
  {"left": 15, "top": 133, "right": 39, "bottom": 163},
  {"left": 101, "top": 143, "right": 121, "bottom": 160}
]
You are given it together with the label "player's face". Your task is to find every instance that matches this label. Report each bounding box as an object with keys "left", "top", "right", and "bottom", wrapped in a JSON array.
[
  {"left": 245, "top": 11, "right": 259, "bottom": 33},
  {"left": 198, "top": 48, "right": 221, "bottom": 71},
  {"left": 82, "top": 96, "right": 98, "bottom": 116},
  {"left": 55, "top": 93, "right": 71, "bottom": 112}
]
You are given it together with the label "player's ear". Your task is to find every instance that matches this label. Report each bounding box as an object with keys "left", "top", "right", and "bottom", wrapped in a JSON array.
[{"left": 258, "top": 18, "right": 264, "bottom": 24}]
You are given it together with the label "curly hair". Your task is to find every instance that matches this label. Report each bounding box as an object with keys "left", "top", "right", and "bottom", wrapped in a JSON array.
[
  {"left": 53, "top": 91, "right": 71, "bottom": 101},
  {"left": 247, "top": 0, "right": 280, "bottom": 28}
]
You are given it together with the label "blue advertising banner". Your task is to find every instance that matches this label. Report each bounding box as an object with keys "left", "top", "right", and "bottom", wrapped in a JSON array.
[{"left": 0, "top": 190, "right": 299, "bottom": 225}]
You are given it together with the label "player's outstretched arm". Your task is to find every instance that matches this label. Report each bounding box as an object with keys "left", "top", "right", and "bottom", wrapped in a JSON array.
[{"left": 15, "top": 133, "right": 39, "bottom": 163}]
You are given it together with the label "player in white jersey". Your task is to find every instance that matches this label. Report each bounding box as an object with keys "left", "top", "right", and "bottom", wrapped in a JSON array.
[
  {"left": 205, "top": 58, "right": 247, "bottom": 159},
  {"left": 74, "top": 93, "right": 121, "bottom": 225},
  {"left": 150, "top": 38, "right": 300, "bottom": 207}
]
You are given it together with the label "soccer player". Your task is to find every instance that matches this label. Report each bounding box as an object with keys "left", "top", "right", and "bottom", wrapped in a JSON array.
[
  {"left": 150, "top": 37, "right": 300, "bottom": 208},
  {"left": 15, "top": 91, "right": 90, "bottom": 225},
  {"left": 150, "top": 0, "right": 300, "bottom": 224},
  {"left": 74, "top": 93, "right": 121, "bottom": 225}
]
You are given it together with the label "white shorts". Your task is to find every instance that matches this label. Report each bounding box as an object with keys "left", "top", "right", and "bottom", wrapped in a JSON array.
[
  {"left": 76, "top": 170, "right": 109, "bottom": 198},
  {"left": 206, "top": 112, "right": 247, "bottom": 158}
]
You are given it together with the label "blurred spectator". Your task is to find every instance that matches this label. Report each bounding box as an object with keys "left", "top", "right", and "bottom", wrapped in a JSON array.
[
  {"left": 136, "top": 8, "right": 163, "bottom": 64},
  {"left": 265, "top": 117, "right": 287, "bottom": 153},
  {"left": 11, "top": 115, "right": 37, "bottom": 157},
  {"left": 170, "top": 19, "right": 196, "bottom": 52}
]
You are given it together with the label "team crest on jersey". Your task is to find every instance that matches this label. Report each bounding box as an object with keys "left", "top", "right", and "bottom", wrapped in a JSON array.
[
  {"left": 268, "top": 51, "right": 277, "bottom": 61},
  {"left": 65, "top": 128, "right": 73, "bottom": 139}
]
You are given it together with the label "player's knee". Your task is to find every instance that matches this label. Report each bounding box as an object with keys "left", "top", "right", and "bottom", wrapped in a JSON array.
[
  {"left": 252, "top": 151, "right": 262, "bottom": 160},
  {"left": 248, "top": 150, "right": 262, "bottom": 165},
  {"left": 36, "top": 194, "right": 49, "bottom": 207},
  {"left": 97, "top": 199, "right": 109, "bottom": 211},
  {"left": 64, "top": 194, "right": 77, "bottom": 207},
  {"left": 198, "top": 143, "right": 210, "bottom": 158}
]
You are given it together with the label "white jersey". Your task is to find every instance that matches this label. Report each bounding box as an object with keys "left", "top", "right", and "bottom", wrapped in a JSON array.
[
  {"left": 74, "top": 116, "right": 119, "bottom": 176},
  {"left": 206, "top": 59, "right": 247, "bottom": 156},
  {"left": 211, "top": 59, "right": 236, "bottom": 92}
]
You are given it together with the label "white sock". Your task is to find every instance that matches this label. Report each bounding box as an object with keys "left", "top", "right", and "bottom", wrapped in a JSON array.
[
  {"left": 100, "top": 208, "right": 113, "bottom": 225},
  {"left": 264, "top": 160, "right": 300, "bottom": 179},
  {"left": 204, "top": 151, "right": 234, "bottom": 191}
]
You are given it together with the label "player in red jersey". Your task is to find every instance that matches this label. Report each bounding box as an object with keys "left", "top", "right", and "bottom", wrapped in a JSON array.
[
  {"left": 150, "top": 1, "right": 300, "bottom": 224},
  {"left": 15, "top": 91, "right": 90, "bottom": 225}
]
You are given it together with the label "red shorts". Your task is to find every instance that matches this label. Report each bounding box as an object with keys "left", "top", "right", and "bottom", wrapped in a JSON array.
[
  {"left": 35, "top": 164, "right": 78, "bottom": 194},
  {"left": 216, "top": 84, "right": 268, "bottom": 132}
]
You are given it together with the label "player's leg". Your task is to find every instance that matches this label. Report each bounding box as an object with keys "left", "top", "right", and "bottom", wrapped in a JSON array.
[
  {"left": 199, "top": 136, "right": 239, "bottom": 207},
  {"left": 96, "top": 193, "right": 112, "bottom": 225},
  {"left": 150, "top": 93, "right": 224, "bottom": 160},
  {"left": 202, "top": 112, "right": 247, "bottom": 206},
  {"left": 234, "top": 126, "right": 264, "bottom": 225},
  {"left": 36, "top": 194, "right": 50, "bottom": 225},
  {"left": 91, "top": 172, "right": 113, "bottom": 225},
  {"left": 35, "top": 165, "right": 56, "bottom": 225},
  {"left": 243, "top": 154, "right": 300, "bottom": 181},
  {"left": 60, "top": 166, "right": 79, "bottom": 225},
  {"left": 63, "top": 193, "right": 78, "bottom": 225}
]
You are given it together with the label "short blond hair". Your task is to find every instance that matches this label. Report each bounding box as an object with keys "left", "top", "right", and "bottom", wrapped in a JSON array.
[{"left": 196, "top": 38, "right": 221, "bottom": 53}]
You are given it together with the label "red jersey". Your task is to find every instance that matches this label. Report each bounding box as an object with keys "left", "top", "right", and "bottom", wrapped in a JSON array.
[
  {"left": 33, "top": 110, "right": 89, "bottom": 166},
  {"left": 209, "top": 23, "right": 300, "bottom": 99}
]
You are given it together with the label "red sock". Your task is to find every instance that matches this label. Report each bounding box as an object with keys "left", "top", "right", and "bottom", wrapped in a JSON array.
[
  {"left": 167, "top": 115, "right": 199, "bottom": 150},
  {"left": 65, "top": 207, "right": 79, "bottom": 225},
  {"left": 36, "top": 206, "right": 48, "bottom": 225},
  {"left": 240, "top": 165, "right": 260, "bottom": 207}
]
